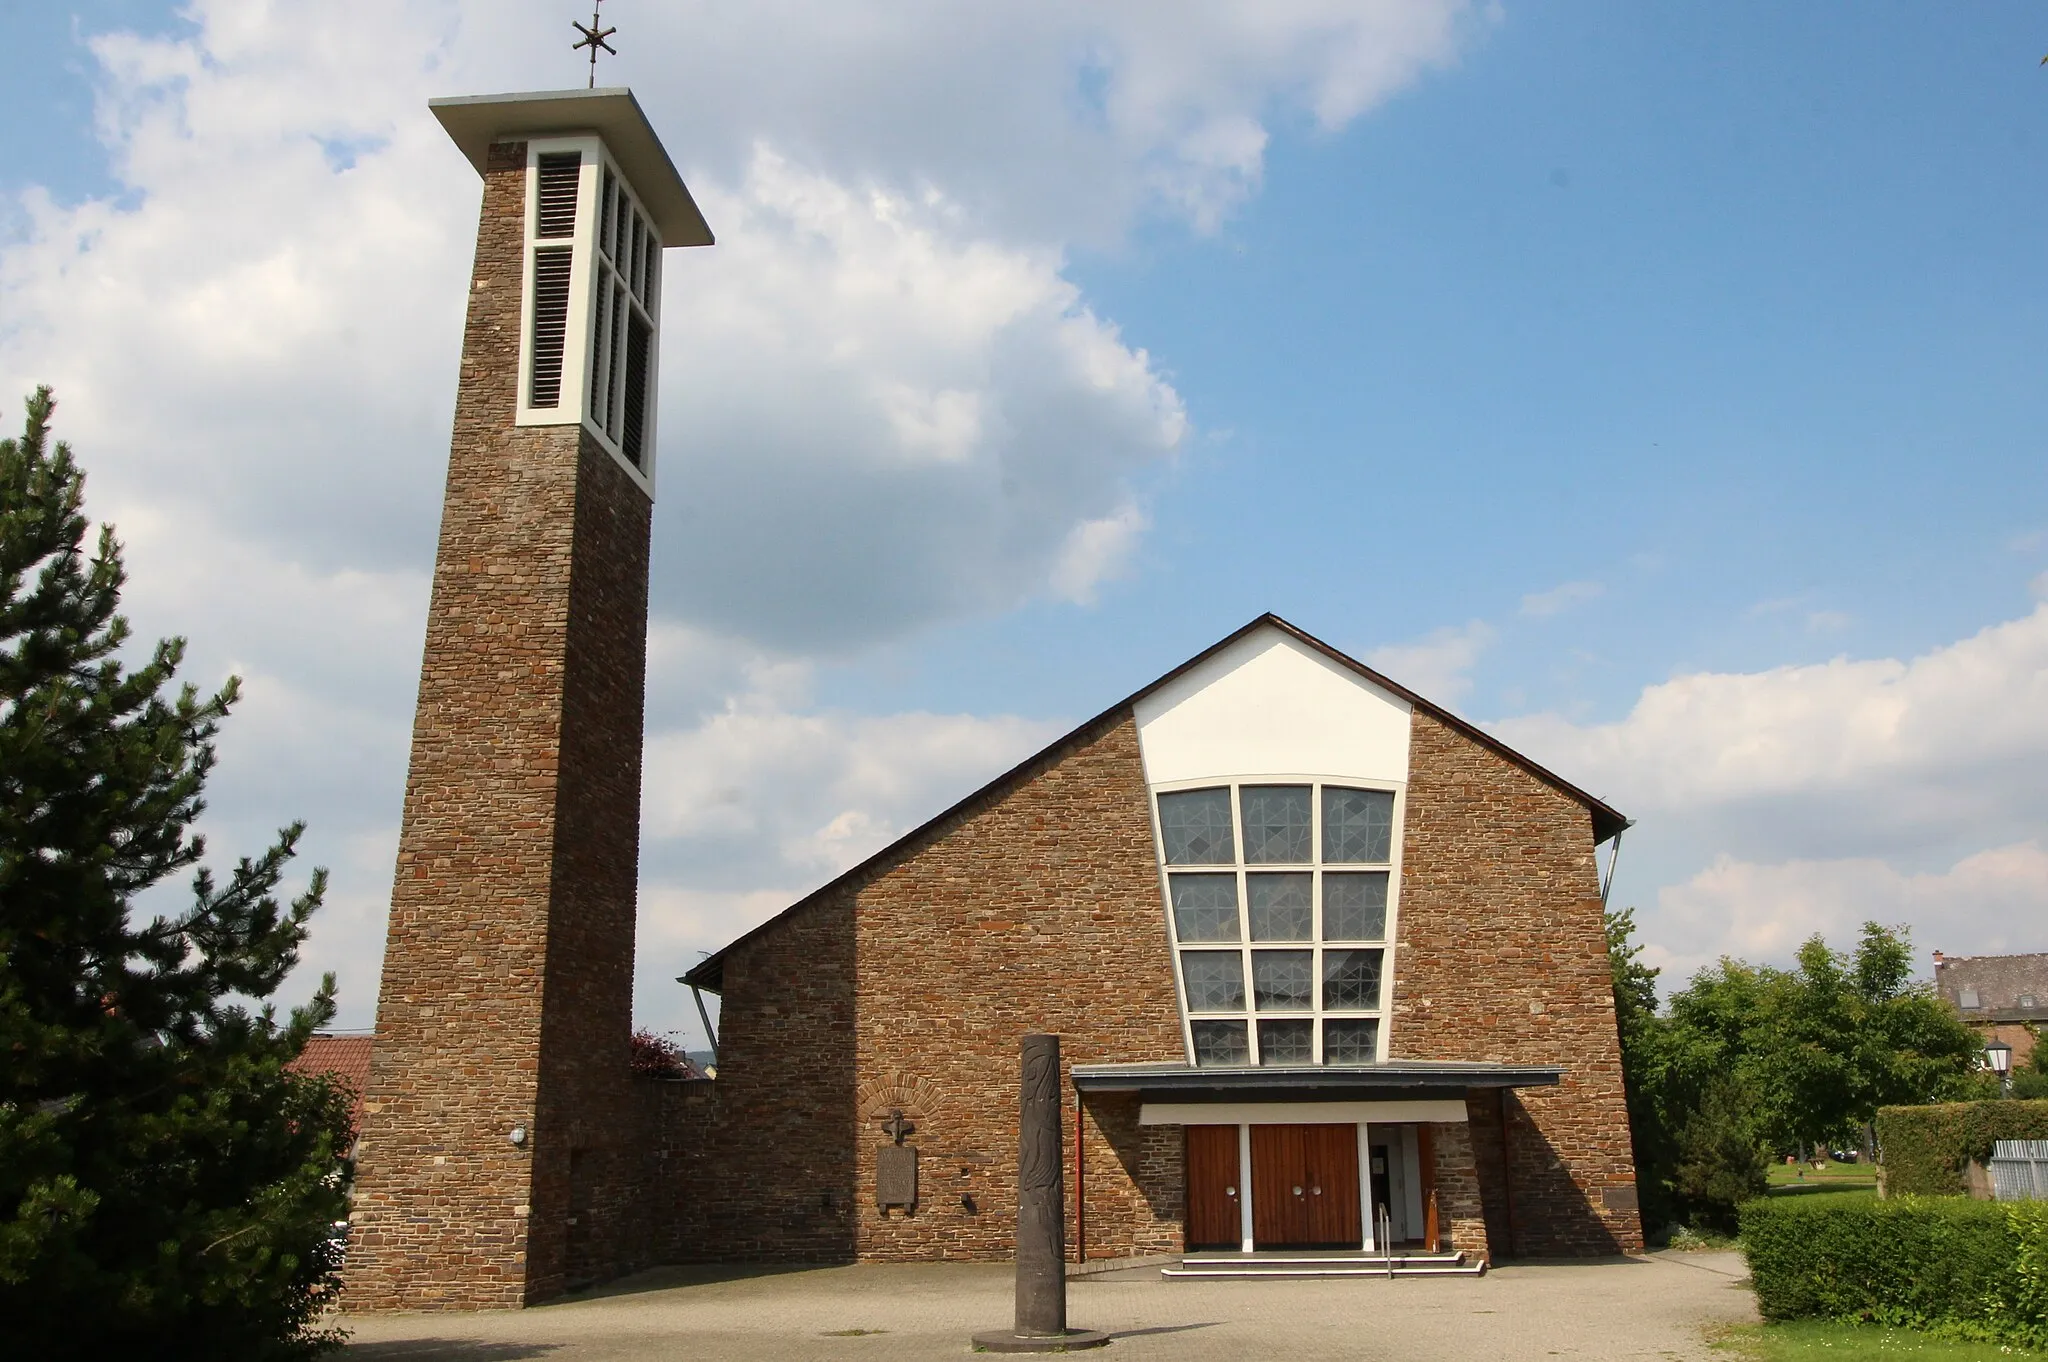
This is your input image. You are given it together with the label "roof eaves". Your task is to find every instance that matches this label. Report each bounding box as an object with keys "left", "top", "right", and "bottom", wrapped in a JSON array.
[
  {"left": 681, "top": 612, "right": 1631, "bottom": 990},
  {"left": 679, "top": 702, "right": 1141, "bottom": 993},
  {"left": 1249, "top": 614, "right": 1630, "bottom": 843}
]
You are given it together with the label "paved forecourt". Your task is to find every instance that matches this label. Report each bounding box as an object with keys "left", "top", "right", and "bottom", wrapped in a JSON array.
[{"left": 339, "top": 1251, "right": 1756, "bottom": 1361}]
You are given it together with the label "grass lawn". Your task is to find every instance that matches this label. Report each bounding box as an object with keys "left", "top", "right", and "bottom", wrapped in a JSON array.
[
  {"left": 1715, "top": 1320, "right": 2038, "bottom": 1359},
  {"left": 1767, "top": 1162, "right": 1879, "bottom": 1189},
  {"left": 1766, "top": 1161, "right": 1879, "bottom": 1206}
]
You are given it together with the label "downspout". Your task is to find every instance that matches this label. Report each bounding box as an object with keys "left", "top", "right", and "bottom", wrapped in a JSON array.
[
  {"left": 1499, "top": 1088, "right": 1518, "bottom": 1260},
  {"left": 1073, "top": 1089, "right": 1086, "bottom": 1265}
]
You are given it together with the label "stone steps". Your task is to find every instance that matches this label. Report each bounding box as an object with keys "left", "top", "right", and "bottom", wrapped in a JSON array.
[{"left": 1162, "top": 1250, "right": 1485, "bottom": 1280}]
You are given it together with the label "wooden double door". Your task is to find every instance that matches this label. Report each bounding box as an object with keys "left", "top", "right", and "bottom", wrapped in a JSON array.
[{"left": 1186, "top": 1123, "right": 1362, "bottom": 1250}]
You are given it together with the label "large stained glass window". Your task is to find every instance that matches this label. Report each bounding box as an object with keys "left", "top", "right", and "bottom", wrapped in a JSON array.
[
  {"left": 1159, "top": 788, "right": 1236, "bottom": 865},
  {"left": 1240, "top": 785, "right": 1312, "bottom": 864},
  {"left": 1192, "top": 1020, "right": 1251, "bottom": 1067},
  {"left": 1181, "top": 952, "right": 1247, "bottom": 1012},
  {"left": 1158, "top": 782, "right": 1398, "bottom": 1066},
  {"left": 1323, "top": 787, "right": 1393, "bottom": 864},
  {"left": 1171, "top": 874, "right": 1240, "bottom": 942},
  {"left": 1246, "top": 874, "right": 1312, "bottom": 941},
  {"left": 1258, "top": 1020, "right": 1315, "bottom": 1067}
]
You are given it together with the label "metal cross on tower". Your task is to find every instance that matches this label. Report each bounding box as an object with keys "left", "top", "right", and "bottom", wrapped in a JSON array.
[{"left": 572, "top": 0, "right": 617, "bottom": 88}]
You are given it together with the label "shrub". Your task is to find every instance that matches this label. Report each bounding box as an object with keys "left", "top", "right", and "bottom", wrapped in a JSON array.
[
  {"left": 629, "top": 1029, "right": 691, "bottom": 1079},
  {"left": 1875, "top": 1099, "right": 2048, "bottom": 1195},
  {"left": 1740, "top": 1195, "right": 2048, "bottom": 1349},
  {"left": 1671, "top": 1075, "right": 1770, "bottom": 1232}
]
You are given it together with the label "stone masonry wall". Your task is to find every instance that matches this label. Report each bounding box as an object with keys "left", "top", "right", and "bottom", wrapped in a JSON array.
[
  {"left": 851, "top": 714, "right": 1187, "bottom": 1261},
  {"left": 672, "top": 712, "right": 1187, "bottom": 1263},
  {"left": 1429, "top": 1120, "right": 1491, "bottom": 1263},
  {"left": 527, "top": 423, "right": 652, "bottom": 1298},
  {"left": 1392, "top": 710, "right": 1642, "bottom": 1255},
  {"left": 661, "top": 891, "right": 860, "bottom": 1261},
  {"left": 346, "top": 137, "right": 653, "bottom": 1309}
]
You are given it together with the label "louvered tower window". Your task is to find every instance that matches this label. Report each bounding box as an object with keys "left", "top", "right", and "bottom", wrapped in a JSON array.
[
  {"left": 514, "top": 137, "right": 666, "bottom": 488},
  {"left": 527, "top": 152, "right": 581, "bottom": 408},
  {"left": 587, "top": 164, "right": 661, "bottom": 471}
]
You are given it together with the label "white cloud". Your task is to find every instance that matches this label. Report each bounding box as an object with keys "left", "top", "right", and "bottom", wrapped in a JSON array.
[
  {"left": 633, "top": 648, "right": 1068, "bottom": 1037},
  {"left": 0, "top": 0, "right": 1481, "bottom": 1031},
  {"left": 1491, "top": 589, "right": 2048, "bottom": 983},
  {"left": 1646, "top": 842, "right": 2048, "bottom": 986},
  {"left": 653, "top": 149, "right": 1185, "bottom": 646},
  {"left": 614, "top": 0, "right": 1479, "bottom": 241},
  {"left": 1495, "top": 600, "right": 2048, "bottom": 859},
  {"left": 1519, "top": 579, "right": 1603, "bottom": 618},
  {"left": 1744, "top": 595, "right": 1852, "bottom": 635},
  {"left": 1050, "top": 504, "right": 1149, "bottom": 605},
  {"left": 1803, "top": 609, "right": 1852, "bottom": 634},
  {"left": 2, "top": 0, "right": 1473, "bottom": 652},
  {"left": 641, "top": 679, "right": 1064, "bottom": 885},
  {"left": 1366, "top": 620, "right": 1495, "bottom": 704}
]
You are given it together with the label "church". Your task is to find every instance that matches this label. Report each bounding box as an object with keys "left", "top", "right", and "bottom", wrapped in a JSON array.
[
  {"left": 342, "top": 85, "right": 1640, "bottom": 1311},
  {"left": 668, "top": 613, "right": 1641, "bottom": 1275}
]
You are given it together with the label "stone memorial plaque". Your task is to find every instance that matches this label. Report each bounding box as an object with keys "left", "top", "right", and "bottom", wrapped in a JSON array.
[{"left": 877, "top": 1144, "right": 918, "bottom": 1212}]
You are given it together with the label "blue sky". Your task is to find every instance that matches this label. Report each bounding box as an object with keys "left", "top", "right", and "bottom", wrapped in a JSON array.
[{"left": 3, "top": 2, "right": 2045, "bottom": 1042}]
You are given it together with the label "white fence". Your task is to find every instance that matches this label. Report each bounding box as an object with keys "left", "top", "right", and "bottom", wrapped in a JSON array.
[{"left": 1989, "top": 1140, "right": 2048, "bottom": 1202}]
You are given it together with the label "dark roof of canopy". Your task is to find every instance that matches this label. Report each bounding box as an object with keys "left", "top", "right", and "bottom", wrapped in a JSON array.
[
  {"left": 1069, "top": 1059, "right": 1564, "bottom": 1099},
  {"left": 681, "top": 613, "right": 1629, "bottom": 995}
]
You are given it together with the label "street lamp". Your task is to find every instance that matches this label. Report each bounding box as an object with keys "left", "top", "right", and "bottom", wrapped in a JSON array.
[{"left": 1986, "top": 1039, "right": 2013, "bottom": 1097}]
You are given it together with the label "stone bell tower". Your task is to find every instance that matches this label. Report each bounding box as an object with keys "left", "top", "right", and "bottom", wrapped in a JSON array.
[{"left": 346, "top": 89, "right": 713, "bottom": 1310}]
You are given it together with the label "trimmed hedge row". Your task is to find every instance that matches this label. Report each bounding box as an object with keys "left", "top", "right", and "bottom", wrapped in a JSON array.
[
  {"left": 1740, "top": 1195, "right": 2048, "bottom": 1349},
  {"left": 1875, "top": 1099, "right": 2048, "bottom": 1196}
]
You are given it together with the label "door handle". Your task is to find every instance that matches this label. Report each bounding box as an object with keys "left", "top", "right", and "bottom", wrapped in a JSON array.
[
  {"left": 1292, "top": 1185, "right": 1304, "bottom": 1197},
  {"left": 1312, "top": 1186, "right": 1323, "bottom": 1196},
  {"left": 1225, "top": 1186, "right": 1237, "bottom": 1197}
]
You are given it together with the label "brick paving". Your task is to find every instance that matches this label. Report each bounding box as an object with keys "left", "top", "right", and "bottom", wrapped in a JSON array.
[{"left": 339, "top": 1251, "right": 1757, "bottom": 1361}]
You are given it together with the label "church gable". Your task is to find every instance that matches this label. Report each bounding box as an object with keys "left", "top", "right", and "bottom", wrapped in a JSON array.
[{"left": 1134, "top": 623, "right": 1412, "bottom": 789}]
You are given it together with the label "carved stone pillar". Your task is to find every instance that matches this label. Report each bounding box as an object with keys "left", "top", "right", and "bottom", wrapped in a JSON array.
[
  {"left": 1015, "top": 1033, "right": 1066, "bottom": 1336},
  {"left": 972, "top": 1034, "right": 1108, "bottom": 1352}
]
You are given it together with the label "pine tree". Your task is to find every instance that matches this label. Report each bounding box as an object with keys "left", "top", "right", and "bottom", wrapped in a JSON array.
[{"left": 0, "top": 388, "right": 350, "bottom": 1358}]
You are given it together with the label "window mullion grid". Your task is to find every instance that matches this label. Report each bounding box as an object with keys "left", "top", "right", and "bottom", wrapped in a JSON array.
[
  {"left": 643, "top": 239, "right": 661, "bottom": 324},
  {"left": 607, "top": 270, "right": 620, "bottom": 433},
  {"left": 1228, "top": 781, "right": 1259, "bottom": 1065},
  {"left": 1158, "top": 804, "right": 1195, "bottom": 1068},
  {"left": 592, "top": 263, "right": 615, "bottom": 433},
  {"left": 1310, "top": 784, "right": 1323, "bottom": 1065}
]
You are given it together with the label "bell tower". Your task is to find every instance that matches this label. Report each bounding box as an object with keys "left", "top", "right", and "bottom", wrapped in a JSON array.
[{"left": 346, "top": 89, "right": 713, "bottom": 1310}]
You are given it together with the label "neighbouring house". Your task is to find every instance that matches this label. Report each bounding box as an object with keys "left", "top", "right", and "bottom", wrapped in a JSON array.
[
  {"left": 672, "top": 614, "right": 1642, "bottom": 1270},
  {"left": 288, "top": 1031, "right": 374, "bottom": 1140},
  {"left": 1934, "top": 951, "right": 2048, "bottom": 1070}
]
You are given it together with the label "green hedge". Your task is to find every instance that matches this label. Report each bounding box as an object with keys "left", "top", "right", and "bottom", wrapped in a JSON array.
[
  {"left": 1876, "top": 1099, "right": 2048, "bottom": 1195},
  {"left": 1740, "top": 1195, "right": 2048, "bottom": 1349}
]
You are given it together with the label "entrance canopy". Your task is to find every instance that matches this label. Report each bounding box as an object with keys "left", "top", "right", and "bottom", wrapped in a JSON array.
[
  {"left": 1079, "top": 1060, "right": 1561, "bottom": 1256},
  {"left": 1071, "top": 1060, "right": 1561, "bottom": 1125}
]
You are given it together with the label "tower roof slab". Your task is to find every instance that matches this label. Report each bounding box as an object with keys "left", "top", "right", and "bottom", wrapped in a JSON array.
[{"left": 430, "top": 87, "right": 714, "bottom": 246}]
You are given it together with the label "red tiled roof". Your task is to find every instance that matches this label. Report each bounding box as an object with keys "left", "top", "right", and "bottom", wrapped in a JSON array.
[{"left": 289, "top": 1033, "right": 373, "bottom": 1135}]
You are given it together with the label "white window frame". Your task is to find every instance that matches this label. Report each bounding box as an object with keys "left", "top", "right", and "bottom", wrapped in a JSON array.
[
  {"left": 513, "top": 135, "right": 660, "bottom": 499},
  {"left": 1149, "top": 775, "right": 1407, "bottom": 1068}
]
